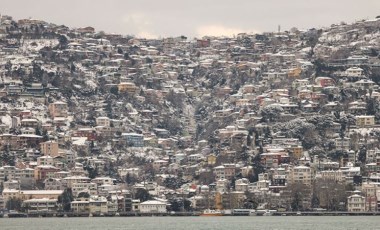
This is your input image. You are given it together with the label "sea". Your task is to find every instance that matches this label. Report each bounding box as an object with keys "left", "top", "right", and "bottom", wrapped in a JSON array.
[{"left": 0, "top": 216, "right": 379, "bottom": 230}]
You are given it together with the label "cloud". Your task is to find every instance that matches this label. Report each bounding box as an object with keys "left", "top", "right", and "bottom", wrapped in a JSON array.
[
  {"left": 196, "top": 25, "right": 258, "bottom": 37},
  {"left": 136, "top": 31, "right": 158, "bottom": 39},
  {"left": 121, "top": 13, "right": 155, "bottom": 36}
]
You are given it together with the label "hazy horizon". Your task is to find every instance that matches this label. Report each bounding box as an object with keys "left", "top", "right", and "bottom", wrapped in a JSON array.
[{"left": 2, "top": 0, "right": 380, "bottom": 38}]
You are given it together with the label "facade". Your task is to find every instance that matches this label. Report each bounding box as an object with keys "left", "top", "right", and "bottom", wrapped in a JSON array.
[
  {"left": 23, "top": 198, "right": 58, "bottom": 213},
  {"left": 40, "top": 141, "right": 59, "bottom": 157},
  {"left": 118, "top": 82, "right": 138, "bottom": 94},
  {"left": 355, "top": 115, "right": 375, "bottom": 127},
  {"left": 48, "top": 101, "right": 68, "bottom": 118},
  {"left": 71, "top": 199, "right": 90, "bottom": 213},
  {"left": 96, "top": 117, "right": 111, "bottom": 127},
  {"left": 122, "top": 133, "right": 144, "bottom": 147},
  {"left": 288, "top": 166, "right": 312, "bottom": 186},
  {"left": 213, "top": 164, "right": 237, "bottom": 180},
  {"left": 139, "top": 200, "right": 167, "bottom": 213},
  {"left": 71, "top": 182, "right": 98, "bottom": 196},
  {"left": 347, "top": 194, "right": 366, "bottom": 212}
]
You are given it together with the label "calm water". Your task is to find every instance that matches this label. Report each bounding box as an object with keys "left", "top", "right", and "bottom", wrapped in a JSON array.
[{"left": 1, "top": 216, "right": 380, "bottom": 230}]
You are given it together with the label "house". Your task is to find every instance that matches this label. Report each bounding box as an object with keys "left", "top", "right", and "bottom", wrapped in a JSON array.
[
  {"left": 48, "top": 101, "right": 68, "bottom": 118},
  {"left": 44, "top": 178, "right": 63, "bottom": 190},
  {"left": 354, "top": 79, "right": 374, "bottom": 91},
  {"left": 288, "top": 166, "right": 313, "bottom": 186},
  {"left": 121, "top": 133, "right": 144, "bottom": 147},
  {"left": 23, "top": 198, "right": 58, "bottom": 213},
  {"left": 213, "top": 164, "right": 237, "bottom": 180},
  {"left": 71, "top": 199, "right": 90, "bottom": 213},
  {"left": 335, "top": 137, "right": 351, "bottom": 151},
  {"left": 344, "top": 67, "right": 364, "bottom": 78},
  {"left": 40, "top": 141, "right": 59, "bottom": 157},
  {"left": 139, "top": 200, "right": 167, "bottom": 213},
  {"left": 37, "top": 156, "right": 54, "bottom": 166},
  {"left": 89, "top": 196, "right": 109, "bottom": 214},
  {"left": 34, "top": 165, "right": 60, "bottom": 181},
  {"left": 73, "top": 128, "right": 98, "bottom": 141},
  {"left": 96, "top": 117, "right": 110, "bottom": 127},
  {"left": 72, "top": 182, "right": 98, "bottom": 196},
  {"left": 315, "top": 77, "right": 335, "bottom": 87},
  {"left": 118, "top": 82, "right": 138, "bottom": 94},
  {"left": 355, "top": 115, "right": 375, "bottom": 127},
  {"left": 152, "top": 160, "right": 168, "bottom": 171},
  {"left": 18, "top": 190, "right": 63, "bottom": 201},
  {"left": 347, "top": 193, "right": 366, "bottom": 212},
  {"left": 261, "top": 150, "right": 290, "bottom": 168}
]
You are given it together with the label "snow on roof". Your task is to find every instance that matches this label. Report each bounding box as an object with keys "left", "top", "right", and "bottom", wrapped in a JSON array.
[
  {"left": 20, "top": 190, "right": 63, "bottom": 195},
  {"left": 140, "top": 200, "right": 166, "bottom": 205}
]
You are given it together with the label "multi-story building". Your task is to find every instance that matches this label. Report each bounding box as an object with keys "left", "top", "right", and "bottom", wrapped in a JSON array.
[
  {"left": 213, "top": 164, "right": 237, "bottom": 180},
  {"left": 71, "top": 182, "right": 98, "bottom": 196},
  {"left": 122, "top": 133, "right": 144, "bottom": 147},
  {"left": 0, "top": 166, "right": 21, "bottom": 183},
  {"left": 40, "top": 141, "right": 59, "bottom": 157},
  {"left": 96, "top": 117, "right": 111, "bottom": 127},
  {"left": 288, "top": 166, "right": 313, "bottom": 186},
  {"left": 23, "top": 198, "right": 58, "bottom": 213},
  {"left": 139, "top": 200, "right": 167, "bottom": 213},
  {"left": 347, "top": 194, "right": 366, "bottom": 212},
  {"left": 355, "top": 115, "right": 375, "bottom": 127},
  {"left": 48, "top": 101, "right": 68, "bottom": 118}
]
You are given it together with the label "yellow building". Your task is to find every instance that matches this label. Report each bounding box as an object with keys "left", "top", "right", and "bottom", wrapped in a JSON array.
[
  {"left": 2, "top": 189, "right": 63, "bottom": 202},
  {"left": 40, "top": 141, "right": 59, "bottom": 157},
  {"left": 118, "top": 82, "right": 138, "bottom": 94},
  {"left": 288, "top": 166, "right": 312, "bottom": 186},
  {"left": 207, "top": 155, "right": 217, "bottom": 166},
  {"left": 287, "top": 145, "right": 303, "bottom": 159},
  {"left": 288, "top": 67, "right": 302, "bottom": 78},
  {"left": 356, "top": 115, "right": 375, "bottom": 127},
  {"left": 48, "top": 101, "right": 67, "bottom": 118}
]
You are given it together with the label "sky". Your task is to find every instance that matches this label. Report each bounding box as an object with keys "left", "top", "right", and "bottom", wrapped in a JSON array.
[{"left": 1, "top": 0, "right": 380, "bottom": 38}]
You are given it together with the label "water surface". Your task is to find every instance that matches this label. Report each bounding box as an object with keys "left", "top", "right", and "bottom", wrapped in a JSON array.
[{"left": 1, "top": 216, "right": 379, "bottom": 230}]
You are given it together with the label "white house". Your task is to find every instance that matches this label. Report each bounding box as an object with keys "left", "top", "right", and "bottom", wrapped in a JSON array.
[
  {"left": 139, "top": 200, "right": 167, "bottom": 213},
  {"left": 347, "top": 193, "right": 366, "bottom": 212}
]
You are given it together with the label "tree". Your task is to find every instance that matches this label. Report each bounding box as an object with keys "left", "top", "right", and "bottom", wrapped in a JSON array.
[
  {"left": 163, "top": 176, "right": 185, "bottom": 190},
  {"left": 273, "top": 118, "right": 317, "bottom": 149},
  {"left": 35, "top": 127, "right": 42, "bottom": 136},
  {"left": 314, "top": 179, "right": 347, "bottom": 211},
  {"left": 85, "top": 165, "right": 99, "bottom": 179},
  {"left": 251, "top": 154, "right": 265, "bottom": 182},
  {"left": 134, "top": 188, "right": 151, "bottom": 202},
  {"left": 260, "top": 104, "right": 284, "bottom": 122},
  {"left": 77, "top": 192, "right": 90, "bottom": 198},
  {"left": 58, "top": 188, "right": 74, "bottom": 211},
  {"left": 358, "top": 145, "right": 367, "bottom": 165},
  {"left": 288, "top": 182, "right": 311, "bottom": 211},
  {"left": 125, "top": 173, "right": 133, "bottom": 185},
  {"left": 6, "top": 198, "right": 22, "bottom": 211},
  {"left": 57, "top": 34, "right": 68, "bottom": 49},
  {"left": 243, "top": 199, "right": 258, "bottom": 209},
  {"left": 110, "top": 86, "right": 119, "bottom": 96}
]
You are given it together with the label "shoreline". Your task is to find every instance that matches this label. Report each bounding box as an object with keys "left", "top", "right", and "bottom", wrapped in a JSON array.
[{"left": 2, "top": 211, "right": 380, "bottom": 218}]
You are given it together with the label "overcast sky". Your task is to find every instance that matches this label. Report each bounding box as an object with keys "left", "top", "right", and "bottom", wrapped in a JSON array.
[{"left": 2, "top": 0, "right": 380, "bottom": 38}]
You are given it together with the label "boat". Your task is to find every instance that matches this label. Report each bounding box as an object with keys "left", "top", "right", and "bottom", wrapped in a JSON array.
[
  {"left": 263, "top": 210, "right": 273, "bottom": 216},
  {"left": 200, "top": 209, "right": 223, "bottom": 216},
  {"left": 256, "top": 209, "right": 275, "bottom": 216}
]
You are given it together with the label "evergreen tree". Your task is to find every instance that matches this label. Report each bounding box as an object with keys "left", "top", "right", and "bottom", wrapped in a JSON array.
[{"left": 58, "top": 188, "right": 74, "bottom": 211}]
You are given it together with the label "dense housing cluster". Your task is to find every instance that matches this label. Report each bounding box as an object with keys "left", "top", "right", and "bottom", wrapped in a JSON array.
[{"left": 1, "top": 15, "right": 380, "bottom": 215}]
